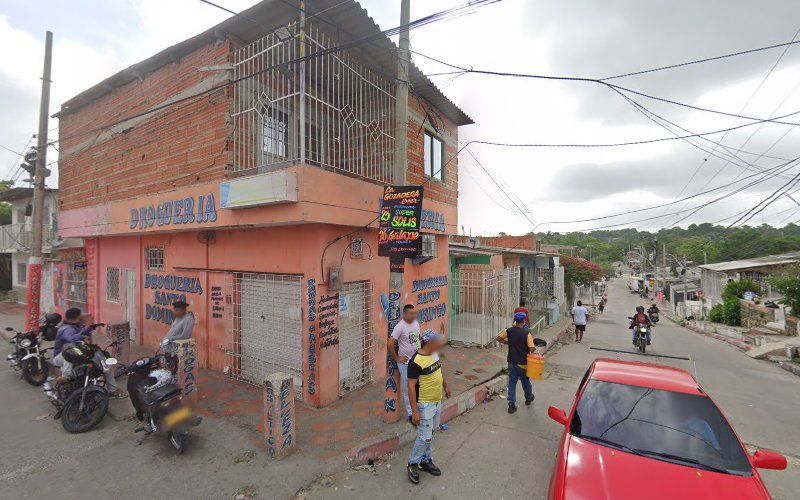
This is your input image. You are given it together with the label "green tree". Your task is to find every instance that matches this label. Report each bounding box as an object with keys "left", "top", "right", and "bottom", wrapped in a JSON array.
[
  {"left": 767, "top": 264, "right": 800, "bottom": 315},
  {"left": 675, "top": 236, "right": 718, "bottom": 264},
  {"left": 0, "top": 180, "right": 12, "bottom": 225}
]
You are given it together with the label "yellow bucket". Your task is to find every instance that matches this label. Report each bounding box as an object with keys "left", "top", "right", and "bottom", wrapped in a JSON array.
[{"left": 526, "top": 354, "right": 545, "bottom": 380}]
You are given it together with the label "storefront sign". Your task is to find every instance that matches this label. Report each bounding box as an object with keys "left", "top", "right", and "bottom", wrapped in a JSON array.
[
  {"left": 413, "top": 275, "right": 448, "bottom": 324},
  {"left": 420, "top": 209, "right": 445, "bottom": 232},
  {"left": 378, "top": 186, "right": 423, "bottom": 259},
  {"left": 144, "top": 273, "right": 203, "bottom": 325},
  {"left": 129, "top": 193, "right": 217, "bottom": 230}
]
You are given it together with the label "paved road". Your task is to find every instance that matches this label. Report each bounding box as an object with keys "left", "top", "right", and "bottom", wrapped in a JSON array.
[{"left": 303, "top": 278, "right": 800, "bottom": 500}]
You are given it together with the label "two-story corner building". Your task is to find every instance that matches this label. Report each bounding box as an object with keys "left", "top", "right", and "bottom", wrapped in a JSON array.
[
  {"left": 0, "top": 187, "right": 86, "bottom": 311},
  {"left": 55, "top": 0, "right": 472, "bottom": 407}
]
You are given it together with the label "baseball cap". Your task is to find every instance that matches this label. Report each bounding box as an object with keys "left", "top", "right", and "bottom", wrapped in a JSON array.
[
  {"left": 514, "top": 311, "right": 527, "bottom": 322},
  {"left": 421, "top": 329, "right": 445, "bottom": 344}
]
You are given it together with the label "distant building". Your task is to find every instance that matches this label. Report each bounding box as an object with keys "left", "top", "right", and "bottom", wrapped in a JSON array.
[{"left": 699, "top": 252, "right": 800, "bottom": 307}]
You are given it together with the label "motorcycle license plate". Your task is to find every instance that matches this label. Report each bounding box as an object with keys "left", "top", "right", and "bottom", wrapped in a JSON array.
[{"left": 164, "top": 406, "right": 192, "bottom": 427}]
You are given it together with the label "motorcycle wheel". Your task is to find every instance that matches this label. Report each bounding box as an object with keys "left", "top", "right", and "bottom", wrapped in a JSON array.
[
  {"left": 168, "top": 431, "right": 188, "bottom": 454},
  {"left": 61, "top": 389, "right": 109, "bottom": 433},
  {"left": 639, "top": 337, "right": 647, "bottom": 353},
  {"left": 21, "top": 358, "right": 50, "bottom": 386}
]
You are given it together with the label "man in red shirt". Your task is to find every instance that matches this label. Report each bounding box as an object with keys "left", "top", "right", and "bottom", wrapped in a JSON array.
[{"left": 514, "top": 299, "right": 530, "bottom": 328}]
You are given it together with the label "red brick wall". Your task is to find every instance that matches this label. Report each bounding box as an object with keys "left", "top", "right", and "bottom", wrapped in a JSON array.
[
  {"left": 405, "top": 94, "right": 459, "bottom": 206},
  {"left": 58, "top": 41, "right": 233, "bottom": 211}
]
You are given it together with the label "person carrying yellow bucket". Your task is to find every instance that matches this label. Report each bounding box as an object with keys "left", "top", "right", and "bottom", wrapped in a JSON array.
[{"left": 496, "top": 311, "right": 540, "bottom": 414}]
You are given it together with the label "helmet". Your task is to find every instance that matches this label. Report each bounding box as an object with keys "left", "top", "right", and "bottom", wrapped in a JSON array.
[
  {"left": 61, "top": 343, "right": 93, "bottom": 365},
  {"left": 636, "top": 306, "right": 645, "bottom": 313},
  {"left": 44, "top": 313, "right": 62, "bottom": 325}
]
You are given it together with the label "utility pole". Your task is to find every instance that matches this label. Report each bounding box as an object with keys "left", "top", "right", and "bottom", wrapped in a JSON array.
[
  {"left": 385, "top": 0, "right": 410, "bottom": 425},
  {"left": 26, "top": 31, "right": 53, "bottom": 331},
  {"left": 661, "top": 242, "right": 666, "bottom": 303}
]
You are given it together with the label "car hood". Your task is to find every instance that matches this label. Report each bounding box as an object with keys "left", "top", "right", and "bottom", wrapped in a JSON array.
[{"left": 561, "top": 436, "right": 767, "bottom": 500}]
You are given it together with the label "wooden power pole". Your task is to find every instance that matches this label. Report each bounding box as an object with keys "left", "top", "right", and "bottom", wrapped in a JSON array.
[{"left": 26, "top": 30, "right": 53, "bottom": 331}]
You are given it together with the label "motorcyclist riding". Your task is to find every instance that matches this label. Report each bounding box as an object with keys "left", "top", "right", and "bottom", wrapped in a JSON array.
[
  {"left": 648, "top": 303, "right": 660, "bottom": 322},
  {"left": 629, "top": 305, "right": 654, "bottom": 346},
  {"left": 52, "top": 307, "right": 126, "bottom": 399}
]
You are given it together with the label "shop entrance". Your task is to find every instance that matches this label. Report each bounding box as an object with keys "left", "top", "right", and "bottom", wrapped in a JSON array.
[
  {"left": 338, "top": 281, "right": 373, "bottom": 396},
  {"left": 233, "top": 273, "right": 303, "bottom": 393}
]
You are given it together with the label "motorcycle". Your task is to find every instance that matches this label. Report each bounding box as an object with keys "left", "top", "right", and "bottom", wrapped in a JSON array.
[
  {"left": 5, "top": 313, "right": 61, "bottom": 386},
  {"left": 42, "top": 341, "right": 119, "bottom": 433},
  {"left": 648, "top": 310, "right": 660, "bottom": 324},
  {"left": 635, "top": 323, "right": 650, "bottom": 353},
  {"left": 122, "top": 348, "right": 202, "bottom": 454}
]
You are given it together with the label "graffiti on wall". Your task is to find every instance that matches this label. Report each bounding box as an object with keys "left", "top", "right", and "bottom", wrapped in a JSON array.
[
  {"left": 413, "top": 275, "right": 448, "bottom": 324},
  {"left": 306, "top": 278, "right": 317, "bottom": 395},
  {"left": 265, "top": 381, "right": 276, "bottom": 456},
  {"left": 210, "top": 286, "right": 224, "bottom": 319},
  {"left": 420, "top": 209, "right": 446, "bottom": 232},
  {"left": 381, "top": 291, "right": 401, "bottom": 413},
  {"left": 144, "top": 273, "right": 203, "bottom": 325},
  {"left": 177, "top": 340, "right": 197, "bottom": 396},
  {"left": 129, "top": 193, "right": 218, "bottom": 230},
  {"left": 318, "top": 293, "right": 339, "bottom": 350},
  {"left": 279, "top": 378, "right": 293, "bottom": 450}
]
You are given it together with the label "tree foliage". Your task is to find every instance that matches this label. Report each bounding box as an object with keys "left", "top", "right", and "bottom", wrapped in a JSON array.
[
  {"left": 767, "top": 264, "right": 800, "bottom": 315},
  {"left": 561, "top": 255, "right": 604, "bottom": 287}
]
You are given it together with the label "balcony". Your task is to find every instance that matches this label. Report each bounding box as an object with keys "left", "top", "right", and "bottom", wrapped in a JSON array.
[
  {"left": 232, "top": 21, "right": 396, "bottom": 185},
  {"left": 0, "top": 223, "right": 57, "bottom": 253}
]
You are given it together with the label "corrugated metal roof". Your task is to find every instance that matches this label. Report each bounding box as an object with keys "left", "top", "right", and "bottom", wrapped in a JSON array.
[
  {"left": 57, "top": 0, "right": 474, "bottom": 126},
  {"left": 699, "top": 252, "right": 800, "bottom": 272}
]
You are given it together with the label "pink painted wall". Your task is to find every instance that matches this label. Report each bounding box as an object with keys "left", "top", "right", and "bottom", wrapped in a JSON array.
[{"left": 95, "top": 235, "right": 140, "bottom": 327}]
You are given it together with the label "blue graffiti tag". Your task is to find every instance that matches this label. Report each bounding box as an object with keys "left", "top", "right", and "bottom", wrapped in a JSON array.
[{"left": 384, "top": 398, "right": 397, "bottom": 412}]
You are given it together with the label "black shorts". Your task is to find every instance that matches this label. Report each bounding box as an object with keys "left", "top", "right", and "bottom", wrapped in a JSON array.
[
  {"left": 598, "top": 305, "right": 605, "bottom": 312},
  {"left": 575, "top": 324, "right": 586, "bottom": 331}
]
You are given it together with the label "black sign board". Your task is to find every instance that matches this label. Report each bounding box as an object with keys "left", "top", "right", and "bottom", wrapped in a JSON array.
[{"left": 378, "top": 185, "right": 424, "bottom": 260}]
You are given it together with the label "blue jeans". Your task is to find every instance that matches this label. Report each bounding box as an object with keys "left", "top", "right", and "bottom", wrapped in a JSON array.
[
  {"left": 507, "top": 362, "right": 533, "bottom": 407},
  {"left": 409, "top": 401, "right": 442, "bottom": 465},
  {"left": 397, "top": 362, "right": 412, "bottom": 417}
]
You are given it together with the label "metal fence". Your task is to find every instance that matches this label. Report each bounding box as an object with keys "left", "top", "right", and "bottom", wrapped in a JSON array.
[
  {"left": 521, "top": 266, "right": 564, "bottom": 324},
  {"left": 224, "top": 272, "right": 304, "bottom": 393},
  {"left": 232, "top": 21, "right": 396, "bottom": 183},
  {"left": 448, "top": 266, "right": 520, "bottom": 346},
  {"left": 338, "top": 281, "right": 374, "bottom": 396}
]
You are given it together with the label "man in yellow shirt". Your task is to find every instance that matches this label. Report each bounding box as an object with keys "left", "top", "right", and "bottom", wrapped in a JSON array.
[
  {"left": 496, "top": 312, "right": 536, "bottom": 414},
  {"left": 406, "top": 329, "right": 451, "bottom": 484}
]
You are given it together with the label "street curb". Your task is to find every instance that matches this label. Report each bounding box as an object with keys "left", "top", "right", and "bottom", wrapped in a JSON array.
[
  {"left": 346, "top": 375, "right": 509, "bottom": 465},
  {"left": 777, "top": 360, "right": 800, "bottom": 378}
]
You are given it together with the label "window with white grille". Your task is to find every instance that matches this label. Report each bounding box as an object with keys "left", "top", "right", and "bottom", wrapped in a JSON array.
[
  {"left": 146, "top": 247, "right": 164, "bottom": 271},
  {"left": 106, "top": 267, "right": 120, "bottom": 302},
  {"left": 262, "top": 114, "right": 288, "bottom": 158},
  {"left": 339, "top": 281, "right": 374, "bottom": 396}
]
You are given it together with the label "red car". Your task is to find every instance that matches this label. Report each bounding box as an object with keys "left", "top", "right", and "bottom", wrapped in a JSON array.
[{"left": 547, "top": 359, "right": 786, "bottom": 500}]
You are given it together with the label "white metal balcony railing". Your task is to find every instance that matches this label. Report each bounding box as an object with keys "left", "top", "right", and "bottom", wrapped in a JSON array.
[
  {"left": 232, "top": 21, "right": 396, "bottom": 184},
  {"left": 0, "top": 223, "right": 57, "bottom": 252}
]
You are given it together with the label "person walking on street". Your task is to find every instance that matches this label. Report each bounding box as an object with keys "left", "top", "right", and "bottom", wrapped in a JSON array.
[
  {"left": 495, "top": 312, "right": 536, "bottom": 414},
  {"left": 571, "top": 300, "right": 589, "bottom": 342},
  {"left": 598, "top": 296, "right": 607, "bottom": 314},
  {"left": 389, "top": 304, "right": 421, "bottom": 422},
  {"left": 406, "top": 329, "right": 451, "bottom": 485},
  {"left": 514, "top": 299, "right": 531, "bottom": 328}
]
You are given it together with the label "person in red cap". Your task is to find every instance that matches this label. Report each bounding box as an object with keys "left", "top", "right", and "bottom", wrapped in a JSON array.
[{"left": 496, "top": 312, "right": 536, "bottom": 414}]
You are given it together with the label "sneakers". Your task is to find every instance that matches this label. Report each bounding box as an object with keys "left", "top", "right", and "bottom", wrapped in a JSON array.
[
  {"left": 408, "top": 461, "right": 442, "bottom": 484},
  {"left": 525, "top": 396, "right": 535, "bottom": 406},
  {"left": 407, "top": 463, "right": 420, "bottom": 484},
  {"left": 508, "top": 404, "right": 517, "bottom": 414},
  {"left": 418, "top": 460, "right": 441, "bottom": 476}
]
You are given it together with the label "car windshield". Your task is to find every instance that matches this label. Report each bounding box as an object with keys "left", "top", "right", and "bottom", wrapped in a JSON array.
[{"left": 570, "top": 380, "right": 751, "bottom": 475}]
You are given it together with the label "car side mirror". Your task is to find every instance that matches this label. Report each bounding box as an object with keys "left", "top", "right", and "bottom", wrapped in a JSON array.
[
  {"left": 5, "top": 327, "right": 13, "bottom": 331},
  {"left": 548, "top": 405, "right": 568, "bottom": 426},
  {"left": 751, "top": 450, "right": 787, "bottom": 470}
]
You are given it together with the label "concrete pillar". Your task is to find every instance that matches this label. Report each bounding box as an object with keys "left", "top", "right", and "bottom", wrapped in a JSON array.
[
  {"left": 383, "top": 290, "right": 402, "bottom": 423},
  {"left": 174, "top": 339, "right": 198, "bottom": 404},
  {"left": 263, "top": 372, "right": 296, "bottom": 458},
  {"left": 106, "top": 321, "right": 130, "bottom": 368}
]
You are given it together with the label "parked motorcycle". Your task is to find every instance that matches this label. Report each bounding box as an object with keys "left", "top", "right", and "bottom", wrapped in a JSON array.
[
  {"left": 122, "top": 348, "right": 202, "bottom": 453},
  {"left": 42, "top": 341, "right": 119, "bottom": 433},
  {"left": 5, "top": 313, "right": 61, "bottom": 386}
]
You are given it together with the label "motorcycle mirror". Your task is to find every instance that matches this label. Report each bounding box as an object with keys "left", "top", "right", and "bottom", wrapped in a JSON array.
[{"left": 5, "top": 327, "right": 14, "bottom": 331}]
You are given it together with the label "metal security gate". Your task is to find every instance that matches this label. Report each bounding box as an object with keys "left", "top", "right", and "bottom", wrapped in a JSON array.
[
  {"left": 338, "top": 281, "right": 374, "bottom": 396},
  {"left": 448, "top": 267, "right": 520, "bottom": 346},
  {"left": 123, "top": 269, "right": 137, "bottom": 341},
  {"left": 230, "top": 273, "right": 303, "bottom": 392}
]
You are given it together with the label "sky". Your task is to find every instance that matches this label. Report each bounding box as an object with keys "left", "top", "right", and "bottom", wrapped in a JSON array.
[{"left": 2, "top": 0, "right": 800, "bottom": 235}]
